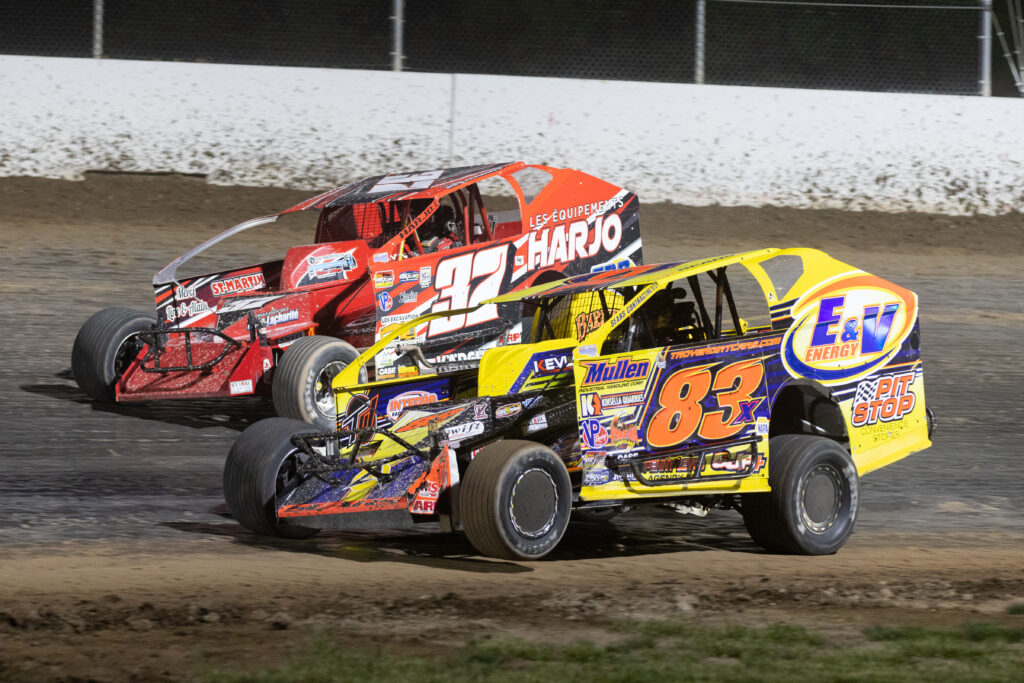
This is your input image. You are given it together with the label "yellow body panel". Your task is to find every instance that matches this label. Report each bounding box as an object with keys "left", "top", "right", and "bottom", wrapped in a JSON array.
[
  {"left": 325, "top": 247, "right": 931, "bottom": 506},
  {"left": 477, "top": 339, "right": 575, "bottom": 396}
]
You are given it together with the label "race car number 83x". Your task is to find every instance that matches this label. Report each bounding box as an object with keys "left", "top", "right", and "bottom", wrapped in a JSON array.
[{"left": 644, "top": 358, "right": 766, "bottom": 449}]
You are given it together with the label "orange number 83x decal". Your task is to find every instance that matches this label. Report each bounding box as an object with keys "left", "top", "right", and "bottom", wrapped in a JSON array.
[{"left": 643, "top": 358, "right": 766, "bottom": 450}]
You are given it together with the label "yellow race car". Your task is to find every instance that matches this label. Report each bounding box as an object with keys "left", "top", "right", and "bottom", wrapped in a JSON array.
[{"left": 223, "top": 248, "right": 933, "bottom": 559}]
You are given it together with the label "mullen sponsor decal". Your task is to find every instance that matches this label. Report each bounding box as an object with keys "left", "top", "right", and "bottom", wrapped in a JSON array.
[
  {"left": 211, "top": 272, "right": 266, "bottom": 296},
  {"left": 782, "top": 274, "right": 917, "bottom": 385},
  {"left": 581, "top": 358, "right": 651, "bottom": 386}
]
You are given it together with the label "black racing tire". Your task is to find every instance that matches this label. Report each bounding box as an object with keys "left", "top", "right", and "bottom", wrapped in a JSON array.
[
  {"left": 741, "top": 435, "right": 859, "bottom": 555},
  {"left": 71, "top": 307, "right": 155, "bottom": 403},
  {"left": 222, "top": 417, "right": 320, "bottom": 539},
  {"left": 272, "top": 336, "right": 364, "bottom": 429},
  {"left": 461, "top": 440, "right": 571, "bottom": 560}
]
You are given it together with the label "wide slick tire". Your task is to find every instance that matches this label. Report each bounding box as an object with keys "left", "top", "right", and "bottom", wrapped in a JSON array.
[
  {"left": 741, "top": 434, "right": 859, "bottom": 555},
  {"left": 272, "top": 336, "right": 362, "bottom": 429},
  {"left": 461, "top": 440, "right": 571, "bottom": 560},
  {"left": 71, "top": 307, "right": 155, "bottom": 403},
  {"left": 222, "top": 417, "right": 320, "bottom": 539}
]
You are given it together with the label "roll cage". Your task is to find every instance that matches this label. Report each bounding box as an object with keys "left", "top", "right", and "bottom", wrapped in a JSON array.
[{"left": 152, "top": 162, "right": 529, "bottom": 287}]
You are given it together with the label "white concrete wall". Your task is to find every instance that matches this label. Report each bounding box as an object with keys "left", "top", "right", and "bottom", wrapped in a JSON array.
[{"left": 1, "top": 55, "right": 1021, "bottom": 215}]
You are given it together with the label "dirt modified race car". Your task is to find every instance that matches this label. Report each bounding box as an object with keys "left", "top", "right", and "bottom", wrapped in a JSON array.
[
  {"left": 71, "top": 162, "right": 641, "bottom": 427},
  {"left": 223, "top": 248, "right": 933, "bottom": 559}
]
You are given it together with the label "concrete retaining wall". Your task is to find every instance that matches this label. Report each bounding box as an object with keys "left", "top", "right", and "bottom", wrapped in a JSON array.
[{"left": 1, "top": 55, "right": 1020, "bottom": 214}]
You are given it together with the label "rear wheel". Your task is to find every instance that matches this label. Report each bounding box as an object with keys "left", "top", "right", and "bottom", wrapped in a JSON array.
[
  {"left": 71, "top": 307, "right": 155, "bottom": 402},
  {"left": 272, "top": 336, "right": 364, "bottom": 429},
  {"left": 461, "top": 440, "right": 571, "bottom": 560},
  {"left": 222, "top": 417, "right": 320, "bottom": 539},
  {"left": 741, "top": 434, "right": 859, "bottom": 555}
]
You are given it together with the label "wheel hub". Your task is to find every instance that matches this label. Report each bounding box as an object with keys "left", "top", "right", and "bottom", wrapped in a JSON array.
[
  {"left": 313, "top": 361, "right": 346, "bottom": 416},
  {"left": 800, "top": 464, "right": 843, "bottom": 532},
  {"left": 509, "top": 468, "right": 558, "bottom": 538}
]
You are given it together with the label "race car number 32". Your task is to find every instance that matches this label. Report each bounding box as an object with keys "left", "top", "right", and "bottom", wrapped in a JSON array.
[{"left": 428, "top": 244, "right": 508, "bottom": 337}]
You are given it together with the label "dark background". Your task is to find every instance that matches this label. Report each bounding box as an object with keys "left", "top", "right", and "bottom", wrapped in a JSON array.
[{"left": 0, "top": 0, "right": 1018, "bottom": 96}]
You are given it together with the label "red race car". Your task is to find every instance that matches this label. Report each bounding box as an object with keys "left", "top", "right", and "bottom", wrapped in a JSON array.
[{"left": 72, "top": 162, "right": 642, "bottom": 428}]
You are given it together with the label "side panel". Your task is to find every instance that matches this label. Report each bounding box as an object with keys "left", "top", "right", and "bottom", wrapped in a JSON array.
[
  {"left": 477, "top": 341, "right": 577, "bottom": 396},
  {"left": 576, "top": 335, "right": 775, "bottom": 502},
  {"left": 774, "top": 271, "right": 930, "bottom": 474}
]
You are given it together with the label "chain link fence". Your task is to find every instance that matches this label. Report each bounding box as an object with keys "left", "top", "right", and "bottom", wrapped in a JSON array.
[
  {"left": 0, "top": 0, "right": 1016, "bottom": 95},
  {"left": 401, "top": 1, "right": 696, "bottom": 82},
  {"left": 703, "top": 0, "right": 984, "bottom": 95}
]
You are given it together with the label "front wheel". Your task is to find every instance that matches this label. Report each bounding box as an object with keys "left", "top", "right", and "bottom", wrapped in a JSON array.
[
  {"left": 272, "top": 336, "right": 364, "bottom": 429},
  {"left": 222, "top": 417, "right": 320, "bottom": 539},
  {"left": 461, "top": 440, "right": 571, "bottom": 560},
  {"left": 71, "top": 307, "right": 155, "bottom": 402},
  {"left": 741, "top": 434, "right": 859, "bottom": 555}
]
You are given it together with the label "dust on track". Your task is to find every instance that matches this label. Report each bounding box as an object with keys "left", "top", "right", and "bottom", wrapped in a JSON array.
[{"left": 1, "top": 173, "right": 1022, "bottom": 681}]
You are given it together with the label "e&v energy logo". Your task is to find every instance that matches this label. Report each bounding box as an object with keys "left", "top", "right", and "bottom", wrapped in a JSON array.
[{"left": 781, "top": 274, "right": 917, "bottom": 384}]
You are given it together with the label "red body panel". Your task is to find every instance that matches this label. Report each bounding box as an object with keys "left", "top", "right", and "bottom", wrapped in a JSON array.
[{"left": 120, "top": 163, "right": 641, "bottom": 402}]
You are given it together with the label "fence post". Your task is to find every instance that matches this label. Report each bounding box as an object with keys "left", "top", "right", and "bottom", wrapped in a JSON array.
[
  {"left": 392, "top": 0, "right": 405, "bottom": 72},
  {"left": 92, "top": 0, "right": 104, "bottom": 58},
  {"left": 695, "top": 0, "right": 706, "bottom": 84},
  {"left": 980, "top": 0, "right": 992, "bottom": 96}
]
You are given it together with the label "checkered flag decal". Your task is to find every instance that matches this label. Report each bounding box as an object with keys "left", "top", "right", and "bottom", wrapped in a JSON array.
[{"left": 854, "top": 378, "right": 879, "bottom": 405}]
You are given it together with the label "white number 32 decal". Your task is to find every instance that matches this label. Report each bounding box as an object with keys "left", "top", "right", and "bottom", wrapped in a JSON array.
[
  {"left": 369, "top": 170, "right": 444, "bottom": 194},
  {"left": 429, "top": 244, "right": 508, "bottom": 337}
]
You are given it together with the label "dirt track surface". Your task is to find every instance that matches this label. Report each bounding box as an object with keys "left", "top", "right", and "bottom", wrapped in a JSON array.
[{"left": 1, "top": 173, "right": 1022, "bottom": 681}]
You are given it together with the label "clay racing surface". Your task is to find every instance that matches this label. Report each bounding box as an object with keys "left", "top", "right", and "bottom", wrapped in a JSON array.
[{"left": 1, "top": 174, "right": 1022, "bottom": 680}]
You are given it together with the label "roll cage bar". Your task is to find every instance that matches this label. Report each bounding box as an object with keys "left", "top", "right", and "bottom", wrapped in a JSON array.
[
  {"left": 531, "top": 265, "right": 743, "bottom": 350},
  {"left": 153, "top": 183, "right": 499, "bottom": 287}
]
